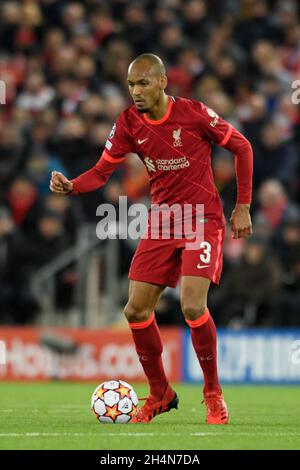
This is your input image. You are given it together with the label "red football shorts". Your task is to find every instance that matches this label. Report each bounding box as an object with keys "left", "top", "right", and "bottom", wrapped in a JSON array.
[{"left": 128, "top": 220, "right": 225, "bottom": 288}]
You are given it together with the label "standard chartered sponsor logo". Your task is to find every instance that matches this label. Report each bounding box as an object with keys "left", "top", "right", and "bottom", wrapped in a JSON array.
[
  {"left": 144, "top": 157, "right": 156, "bottom": 172},
  {"left": 157, "top": 157, "right": 190, "bottom": 171},
  {"left": 144, "top": 156, "right": 190, "bottom": 172}
]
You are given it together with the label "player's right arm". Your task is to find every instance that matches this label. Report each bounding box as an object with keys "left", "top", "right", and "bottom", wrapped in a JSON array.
[
  {"left": 50, "top": 113, "right": 135, "bottom": 196},
  {"left": 49, "top": 151, "right": 125, "bottom": 195}
]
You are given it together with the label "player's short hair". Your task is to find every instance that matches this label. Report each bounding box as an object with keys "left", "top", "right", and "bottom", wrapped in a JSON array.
[{"left": 129, "top": 53, "right": 166, "bottom": 76}]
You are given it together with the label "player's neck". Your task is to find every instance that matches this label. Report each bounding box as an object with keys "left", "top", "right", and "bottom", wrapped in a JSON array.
[{"left": 146, "top": 94, "right": 169, "bottom": 121}]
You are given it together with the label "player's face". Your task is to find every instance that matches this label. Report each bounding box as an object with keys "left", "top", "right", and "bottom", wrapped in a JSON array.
[{"left": 127, "top": 64, "right": 166, "bottom": 113}]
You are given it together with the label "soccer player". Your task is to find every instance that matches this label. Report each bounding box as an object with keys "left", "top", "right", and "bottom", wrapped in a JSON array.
[{"left": 50, "top": 54, "right": 253, "bottom": 425}]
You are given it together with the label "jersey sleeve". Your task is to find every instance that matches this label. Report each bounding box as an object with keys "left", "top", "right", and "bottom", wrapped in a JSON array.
[
  {"left": 104, "top": 111, "right": 136, "bottom": 159},
  {"left": 191, "top": 100, "right": 253, "bottom": 204},
  {"left": 222, "top": 127, "right": 253, "bottom": 204},
  {"left": 69, "top": 111, "right": 135, "bottom": 195},
  {"left": 191, "top": 100, "right": 233, "bottom": 146},
  {"left": 70, "top": 151, "right": 122, "bottom": 195}
]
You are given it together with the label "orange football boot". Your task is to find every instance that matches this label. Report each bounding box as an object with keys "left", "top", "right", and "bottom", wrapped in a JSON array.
[
  {"left": 202, "top": 391, "right": 229, "bottom": 424},
  {"left": 131, "top": 384, "right": 179, "bottom": 423}
]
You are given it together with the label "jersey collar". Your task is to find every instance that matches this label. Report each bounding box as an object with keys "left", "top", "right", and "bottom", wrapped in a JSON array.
[{"left": 143, "top": 96, "right": 174, "bottom": 125}]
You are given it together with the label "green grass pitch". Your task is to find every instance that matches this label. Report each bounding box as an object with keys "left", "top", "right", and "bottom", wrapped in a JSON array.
[{"left": 0, "top": 382, "right": 299, "bottom": 450}]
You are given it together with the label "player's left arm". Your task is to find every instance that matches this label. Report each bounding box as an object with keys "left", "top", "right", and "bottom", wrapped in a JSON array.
[
  {"left": 221, "top": 126, "right": 253, "bottom": 239},
  {"left": 195, "top": 102, "right": 253, "bottom": 239}
]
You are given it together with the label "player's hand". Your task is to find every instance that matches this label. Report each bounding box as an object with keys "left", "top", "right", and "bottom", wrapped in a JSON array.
[
  {"left": 230, "top": 204, "right": 252, "bottom": 239},
  {"left": 50, "top": 171, "right": 73, "bottom": 195}
]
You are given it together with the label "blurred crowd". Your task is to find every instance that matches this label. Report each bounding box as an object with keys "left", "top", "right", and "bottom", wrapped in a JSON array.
[{"left": 0, "top": 0, "right": 299, "bottom": 326}]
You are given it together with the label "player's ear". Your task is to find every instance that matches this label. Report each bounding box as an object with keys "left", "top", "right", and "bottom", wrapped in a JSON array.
[{"left": 160, "top": 74, "right": 168, "bottom": 90}]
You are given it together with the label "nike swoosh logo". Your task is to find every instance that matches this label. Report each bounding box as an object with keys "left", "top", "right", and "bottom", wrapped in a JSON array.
[
  {"left": 197, "top": 264, "right": 210, "bottom": 269},
  {"left": 138, "top": 138, "right": 148, "bottom": 144}
]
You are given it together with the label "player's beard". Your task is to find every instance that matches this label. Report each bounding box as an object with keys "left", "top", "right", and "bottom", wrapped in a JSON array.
[
  {"left": 136, "top": 105, "right": 149, "bottom": 113},
  {"left": 135, "top": 95, "right": 159, "bottom": 113}
]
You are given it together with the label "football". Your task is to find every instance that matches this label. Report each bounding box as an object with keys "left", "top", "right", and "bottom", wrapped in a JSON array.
[{"left": 91, "top": 380, "right": 138, "bottom": 424}]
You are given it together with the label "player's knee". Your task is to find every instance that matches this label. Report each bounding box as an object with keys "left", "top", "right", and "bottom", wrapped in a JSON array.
[
  {"left": 123, "top": 302, "right": 152, "bottom": 324},
  {"left": 181, "top": 304, "right": 206, "bottom": 321}
]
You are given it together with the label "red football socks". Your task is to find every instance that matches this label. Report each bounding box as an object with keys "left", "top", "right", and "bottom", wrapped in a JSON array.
[
  {"left": 129, "top": 312, "right": 168, "bottom": 399},
  {"left": 186, "top": 309, "right": 221, "bottom": 393}
]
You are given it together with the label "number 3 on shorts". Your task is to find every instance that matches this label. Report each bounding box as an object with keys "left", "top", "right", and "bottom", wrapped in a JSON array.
[{"left": 199, "top": 241, "right": 211, "bottom": 264}]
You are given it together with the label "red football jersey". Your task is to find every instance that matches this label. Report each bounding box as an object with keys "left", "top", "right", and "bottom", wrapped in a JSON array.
[
  {"left": 71, "top": 96, "right": 252, "bottom": 235},
  {"left": 106, "top": 96, "right": 245, "bottom": 225}
]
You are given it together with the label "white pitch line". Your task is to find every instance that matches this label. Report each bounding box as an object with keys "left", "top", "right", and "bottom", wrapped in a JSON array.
[
  {"left": 0, "top": 432, "right": 300, "bottom": 438},
  {"left": 0, "top": 408, "right": 88, "bottom": 413},
  {"left": 1, "top": 409, "right": 298, "bottom": 415},
  {"left": 0, "top": 433, "right": 189, "bottom": 437},
  {"left": 2, "top": 408, "right": 299, "bottom": 415}
]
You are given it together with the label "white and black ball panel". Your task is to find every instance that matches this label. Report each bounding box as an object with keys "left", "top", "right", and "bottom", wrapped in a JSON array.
[
  {"left": 118, "top": 396, "right": 133, "bottom": 414},
  {"left": 102, "top": 380, "right": 120, "bottom": 390},
  {"left": 94, "top": 398, "right": 106, "bottom": 416},
  {"left": 99, "top": 416, "right": 114, "bottom": 424},
  {"left": 115, "top": 414, "right": 131, "bottom": 424},
  {"left": 103, "top": 390, "right": 120, "bottom": 407}
]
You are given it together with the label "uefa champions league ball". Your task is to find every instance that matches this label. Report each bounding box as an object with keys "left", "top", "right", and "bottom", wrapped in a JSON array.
[{"left": 91, "top": 380, "right": 138, "bottom": 424}]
